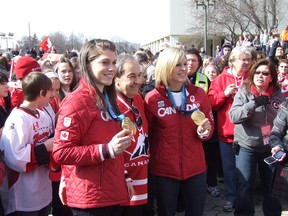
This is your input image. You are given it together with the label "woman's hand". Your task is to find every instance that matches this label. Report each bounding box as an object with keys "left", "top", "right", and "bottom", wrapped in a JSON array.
[
  {"left": 224, "top": 84, "right": 238, "bottom": 97},
  {"left": 197, "top": 118, "right": 211, "bottom": 136},
  {"left": 109, "top": 129, "right": 131, "bottom": 155},
  {"left": 271, "top": 146, "right": 286, "bottom": 162},
  {"left": 58, "top": 177, "right": 67, "bottom": 205}
]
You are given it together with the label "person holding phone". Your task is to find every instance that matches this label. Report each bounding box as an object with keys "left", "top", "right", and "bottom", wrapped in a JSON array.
[
  {"left": 269, "top": 100, "right": 288, "bottom": 203},
  {"left": 264, "top": 150, "right": 286, "bottom": 165},
  {"left": 269, "top": 99, "right": 288, "bottom": 162},
  {"left": 229, "top": 59, "right": 285, "bottom": 216}
]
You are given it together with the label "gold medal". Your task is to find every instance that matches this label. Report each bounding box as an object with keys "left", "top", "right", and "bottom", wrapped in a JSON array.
[
  {"left": 121, "top": 117, "right": 137, "bottom": 137},
  {"left": 191, "top": 110, "right": 206, "bottom": 125}
]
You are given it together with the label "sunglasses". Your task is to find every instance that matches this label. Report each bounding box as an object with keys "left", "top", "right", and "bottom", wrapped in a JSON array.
[
  {"left": 254, "top": 71, "right": 270, "bottom": 76},
  {"left": 130, "top": 106, "right": 143, "bottom": 129}
]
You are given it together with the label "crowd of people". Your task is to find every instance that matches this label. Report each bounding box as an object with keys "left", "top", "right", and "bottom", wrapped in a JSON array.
[{"left": 0, "top": 25, "right": 287, "bottom": 216}]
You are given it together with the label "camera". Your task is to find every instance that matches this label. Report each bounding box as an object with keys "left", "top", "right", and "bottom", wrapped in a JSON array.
[{"left": 232, "top": 141, "right": 240, "bottom": 155}]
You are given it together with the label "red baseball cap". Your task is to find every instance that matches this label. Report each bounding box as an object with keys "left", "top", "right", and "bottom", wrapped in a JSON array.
[{"left": 15, "top": 56, "right": 42, "bottom": 79}]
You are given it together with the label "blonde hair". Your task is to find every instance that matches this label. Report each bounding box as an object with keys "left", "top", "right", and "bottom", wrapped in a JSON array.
[
  {"left": 202, "top": 56, "right": 215, "bottom": 70},
  {"left": 155, "top": 47, "right": 186, "bottom": 87}
]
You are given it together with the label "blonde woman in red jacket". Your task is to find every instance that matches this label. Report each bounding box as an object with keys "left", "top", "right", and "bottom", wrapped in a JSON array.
[{"left": 144, "top": 47, "right": 214, "bottom": 216}]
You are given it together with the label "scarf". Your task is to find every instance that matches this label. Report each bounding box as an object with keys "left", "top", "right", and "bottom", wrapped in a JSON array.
[{"left": 251, "top": 84, "right": 274, "bottom": 97}]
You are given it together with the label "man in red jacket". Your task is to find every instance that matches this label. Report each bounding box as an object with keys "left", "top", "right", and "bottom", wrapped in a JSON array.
[{"left": 114, "top": 53, "right": 149, "bottom": 216}]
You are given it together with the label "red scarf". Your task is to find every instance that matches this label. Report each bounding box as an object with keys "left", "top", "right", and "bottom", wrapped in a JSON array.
[{"left": 251, "top": 84, "right": 274, "bottom": 97}]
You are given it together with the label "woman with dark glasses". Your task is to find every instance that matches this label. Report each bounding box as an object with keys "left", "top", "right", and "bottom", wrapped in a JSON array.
[
  {"left": 229, "top": 58, "right": 285, "bottom": 216},
  {"left": 114, "top": 54, "right": 149, "bottom": 216},
  {"left": 144, "top": 47, "right": 214, "bottom": 216}
]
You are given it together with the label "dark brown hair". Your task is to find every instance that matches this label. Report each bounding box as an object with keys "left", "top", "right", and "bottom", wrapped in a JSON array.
[
  {"left": 54, "top": 57, "right": 77, "bottom": 102},
  {"left": 78, "top": 39, "right": 120, "bottom": 114},
  {"left": 22, "top": 72, "right": 52, "bottom": 101},
  {"left": 244, "top": 58, "right": 279, "bottom": 93}
]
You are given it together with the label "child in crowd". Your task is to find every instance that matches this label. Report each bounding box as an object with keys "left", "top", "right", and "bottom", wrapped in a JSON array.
[
  {"left": 43, "top": 70, "right": 72, "bottom": 216},
  {"left": 0, "top": 72, "right": 54, "bottom": 215},
  {"left": 8, "top": 56, "right": 42, "bottom": 110}
]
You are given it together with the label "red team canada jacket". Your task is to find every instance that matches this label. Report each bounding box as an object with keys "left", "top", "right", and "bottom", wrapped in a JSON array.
[
  {"left": 144, "top": 84, "right": 214, "bottom": 180},
  {"left": 53, "top": 79, "right": 129, "bottom": 209},
  {"left": 117, "top": 93, "right": 149, "bottom": 206}
]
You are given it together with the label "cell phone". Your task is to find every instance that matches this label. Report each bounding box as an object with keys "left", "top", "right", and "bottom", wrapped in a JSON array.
[
  {"left": 264, "top": 156, "right": 278, "bottom": 165},
  {"left": 232, "top": 141, "right": 240, "bottom": 155},
  {"left": 264, "top": 150, "right": 286, "bottom": 165},
  {"left": 273, "top": 150, "right": 285, "bottom": 159}
]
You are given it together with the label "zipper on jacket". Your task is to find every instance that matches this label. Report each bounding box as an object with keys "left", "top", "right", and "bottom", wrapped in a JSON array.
[
  {"left": 179, "top": 113, "right": 184, "bottom": 179},
  {"left": 98, "top": 162, "right": 103, "bottom": 189}
]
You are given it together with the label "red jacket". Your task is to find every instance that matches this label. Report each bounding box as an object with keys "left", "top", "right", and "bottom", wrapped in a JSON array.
[
  {"left": 9, "top": 87, "right": 24, "bottom": 111},
  {"left": 144, "top": 84, "right": 214, "bottom": 180},
  {"left": 117, "top": 93, "right": 149, "bottom": 206},
  {"left": 53, "top": 79, "right": 129, "bottom": 209},
  {"left": 208, "top": 67, "right": 248, "bottom": 143}
]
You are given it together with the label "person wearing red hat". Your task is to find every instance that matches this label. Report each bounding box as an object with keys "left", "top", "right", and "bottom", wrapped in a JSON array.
[{"left": 8, "top": 56, "right": 42, "bottom": 110}]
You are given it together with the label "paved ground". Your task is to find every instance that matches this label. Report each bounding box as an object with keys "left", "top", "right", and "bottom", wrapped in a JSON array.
[
  {"left": 176, "top": 179, "right": 288, "bottom": 216},
  {"left": 49, "top": 178, "right": 288, "bottom": 216}
]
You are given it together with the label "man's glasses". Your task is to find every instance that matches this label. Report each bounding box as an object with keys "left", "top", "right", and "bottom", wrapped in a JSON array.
[
  {"left": 254, "top": 71, "right": 270, "bottom": 76},
  {"left": 130, "top": 106, "right": 142, "bottom": 128}
]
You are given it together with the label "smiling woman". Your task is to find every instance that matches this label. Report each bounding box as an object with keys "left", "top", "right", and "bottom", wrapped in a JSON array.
[
  {"left": 208, "top": 46, "right": 253, "bottom": 212},
  {"left": 144, "top": 47, "right": 214, "bottom": 216},
  {"left": 53, "top": 39, "right": 134, "bottom": 216}
]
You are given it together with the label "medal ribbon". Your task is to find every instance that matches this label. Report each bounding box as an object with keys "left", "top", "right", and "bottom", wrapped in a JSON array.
[
  {"left": 166, "top": 84, "right": 198, "bottom": 115},
  {"left": 105, "top": 93, "right": 125, "bottom": 122},
  {"left": 166, "top": 84, "right": 187, "bottom": 114}
]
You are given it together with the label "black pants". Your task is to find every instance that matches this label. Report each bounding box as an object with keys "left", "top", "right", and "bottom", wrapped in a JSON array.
[
  {"left": 202, "top": 140, "right": 221, "bottom": 186},
  {"left": 71, "top": 205, "right": 119, "bottom": 216},
  {"left": 114, "top": 205, "right": 144, "bottom": 216},
  {"left": 52, "top": 181, "right": 73, "bottom": 216}
]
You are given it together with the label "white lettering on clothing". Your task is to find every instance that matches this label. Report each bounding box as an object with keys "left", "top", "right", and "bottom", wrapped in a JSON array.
[
  {"left": 158, "top": 107, "right": 177, "bottom": 117},
  {"left": 124, "top": 159, "right": 149, "bottom": 168}
]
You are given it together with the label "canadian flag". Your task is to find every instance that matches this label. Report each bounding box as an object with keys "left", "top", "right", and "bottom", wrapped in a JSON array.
[{"left": 40, "top": 36, "right": 52, "bottom": 52}]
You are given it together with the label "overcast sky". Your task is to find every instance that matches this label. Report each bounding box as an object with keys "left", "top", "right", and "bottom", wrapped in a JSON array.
[{"left": 0, "top": 0, "right": 168, "bottom": 46}]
